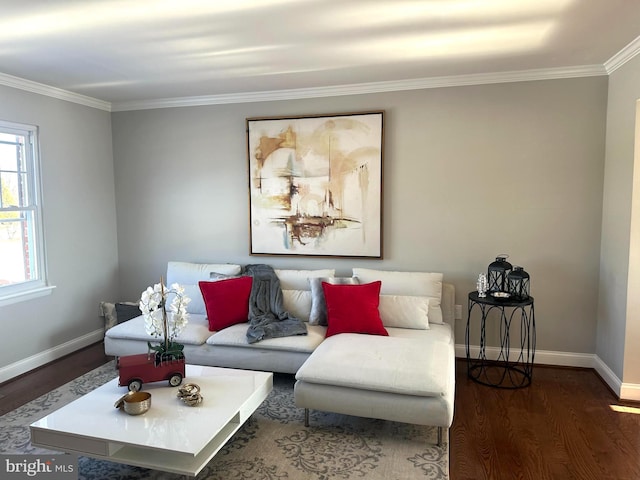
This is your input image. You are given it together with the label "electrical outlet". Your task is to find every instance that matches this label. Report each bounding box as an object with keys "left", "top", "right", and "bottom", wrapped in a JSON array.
[{"left": 454, "top": 305, "right": 462, "bottom": 320}]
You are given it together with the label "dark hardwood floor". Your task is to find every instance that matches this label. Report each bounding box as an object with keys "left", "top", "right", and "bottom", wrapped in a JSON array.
[
  {"left": 1, "top": 344, "right": 639, "bottom": 479},
  {"left": 451, "top": 358, "right": 640, "bottom": 480},
  {"left": 0, "top": 342, "right": 112, "bottom": 416}
]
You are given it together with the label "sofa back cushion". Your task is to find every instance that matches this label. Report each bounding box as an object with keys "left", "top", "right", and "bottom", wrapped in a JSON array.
[
  {"left": 167, "top": 261, "right": 242, "bottom": 314},
  {"left": 275, "top": 269, "right": 335, "bottom": 290},
  {"left": 378, "top": 295, "right": 429, "bottom": 329},
  {"left": 281, "top": 290, "right": 313, "bottom": 323},
  {"left": 275, "top": 269, "right": 335, "bottom": 321},
  {"left": 352, "top": 268, "right": 444, "bottom": 324}
]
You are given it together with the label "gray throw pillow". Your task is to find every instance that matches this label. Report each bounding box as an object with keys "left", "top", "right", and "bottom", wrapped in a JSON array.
[{"left": 308, "top": 276, "right": 360, "bottom": 326}]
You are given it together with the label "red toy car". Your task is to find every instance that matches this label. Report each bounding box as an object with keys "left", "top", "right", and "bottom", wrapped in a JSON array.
[{"left": 117, "top": 352, "right": 186, "bottom": 391}]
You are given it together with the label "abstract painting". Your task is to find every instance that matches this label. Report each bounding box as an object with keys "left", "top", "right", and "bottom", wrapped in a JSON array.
[{"left": 247, "top": 111, "right": 383, "bottom": 258}]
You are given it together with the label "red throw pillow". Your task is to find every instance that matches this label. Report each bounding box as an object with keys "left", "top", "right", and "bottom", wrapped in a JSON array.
[
  {"left": 322, "top": 281, "right": 388, "bottom": 337},
  {"left": 199, "top": 276, "right": 253, "bottom": 331}
]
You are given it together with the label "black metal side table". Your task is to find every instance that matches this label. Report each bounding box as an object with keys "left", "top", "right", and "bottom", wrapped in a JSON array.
[{"left": 465, "top": 291, "right": 536, "bottom": 388}]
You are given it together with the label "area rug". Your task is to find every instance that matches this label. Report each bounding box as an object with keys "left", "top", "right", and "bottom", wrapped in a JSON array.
[{"left": 0, "top": 362, "right": 449, "bottom": 479}]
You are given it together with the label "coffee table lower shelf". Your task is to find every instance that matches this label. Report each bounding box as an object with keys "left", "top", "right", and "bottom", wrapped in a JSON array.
[
  {"left": 30, "top": 366, "right": 273, "bottom": 477},
  {"left": 32, "top": 414, "right": 241, "bottom": 476}
]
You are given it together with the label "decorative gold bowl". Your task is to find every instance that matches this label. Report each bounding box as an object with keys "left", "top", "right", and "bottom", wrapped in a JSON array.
[{"left": 115, "top": 391, "right": 152, "bottom": 415}]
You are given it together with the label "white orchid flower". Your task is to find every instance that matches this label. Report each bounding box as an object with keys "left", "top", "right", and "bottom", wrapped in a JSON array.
[{"left": 139, "top": 281, "right": 191, "bottom": 346}]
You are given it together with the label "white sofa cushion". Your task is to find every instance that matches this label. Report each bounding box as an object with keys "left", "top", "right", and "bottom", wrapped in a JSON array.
[
  {"left": 275, "top": 269, "right": 335, "bottom": 290},
  {"left": 207, "top": 323, "right": 327, "bottom": 353},
  {"left": 296, "top": 325, "right": 453, "bottom": 397},
  {"left": 104, "top": 313, "right": 212, "bottom": 346},
  {"left": 275, "top": 269, "right": 335, "bottom": 322},
  {"left": 282, "top": 289, "right": 313, "bottom": 322},
  {"left": 166, "top": 261, "right": 242, "bottom": 315},
  {"left": 352, "top": 268, "right": 444, "bottom": 324},
  {"left": 378, "top": 295, "right": 429, "bottom": 329}
]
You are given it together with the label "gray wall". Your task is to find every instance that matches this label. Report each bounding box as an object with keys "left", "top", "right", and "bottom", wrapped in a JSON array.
[
  {"left": 0, "top": 86, "right": 119, "bottom": 371},
  {"left": 598, "top": 53, "right": 640, "bottom": 384},
  {"left": 112, "top": 76, "right": 608, "bottom": 354}
]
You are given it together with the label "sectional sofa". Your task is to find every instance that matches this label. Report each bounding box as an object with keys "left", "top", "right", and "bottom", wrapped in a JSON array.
[{"left": 104, "top": 261, "right": 456, "bottom": 444}]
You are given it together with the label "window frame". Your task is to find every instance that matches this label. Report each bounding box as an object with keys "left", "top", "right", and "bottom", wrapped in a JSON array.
[{"left": 0, "top": 119, "right": 53, "bottom": 306}]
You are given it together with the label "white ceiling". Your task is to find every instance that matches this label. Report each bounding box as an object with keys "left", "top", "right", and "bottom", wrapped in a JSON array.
[{"left": 1, "top": 0, "right": 640, "bottom": 110}]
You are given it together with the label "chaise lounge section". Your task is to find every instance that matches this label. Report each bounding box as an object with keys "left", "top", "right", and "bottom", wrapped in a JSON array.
[{"left": 294, "top": 268, "right": 455, "bottom": 445}]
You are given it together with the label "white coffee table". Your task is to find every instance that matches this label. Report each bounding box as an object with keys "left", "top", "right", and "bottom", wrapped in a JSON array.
[{"left": 30, "top": 365, "right": 273, "bottom": 477}]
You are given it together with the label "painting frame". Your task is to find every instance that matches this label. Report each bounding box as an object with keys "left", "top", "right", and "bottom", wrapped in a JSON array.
[{"left": 246, "top": 111, "right": 384, "bottom": 258}]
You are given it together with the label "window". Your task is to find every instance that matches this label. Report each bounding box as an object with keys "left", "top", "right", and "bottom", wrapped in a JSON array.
[{"left": 0, "top": 120, "right": 50, "bottom": 305}]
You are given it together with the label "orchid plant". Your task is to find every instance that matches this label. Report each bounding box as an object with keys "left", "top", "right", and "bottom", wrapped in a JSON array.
[{"left": 139, "top": 278, "right": 190, "bottom": 360}]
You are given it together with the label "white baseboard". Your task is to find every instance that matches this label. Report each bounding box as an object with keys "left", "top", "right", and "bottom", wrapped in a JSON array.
[
  {"left": 457, "top": 343, "right": 640, "bottom": 401},
  {"left": 593, "top": 355, "right": 623, "bottom": 398},
  {"left": 0, "top": 328, "right": 104, "bottom": 384},
  {"left": 455, "top": 343, "right": 596, "bottom": 367},
  {"left": 593, "top": 355, "right": 640, "bottom": 401}
]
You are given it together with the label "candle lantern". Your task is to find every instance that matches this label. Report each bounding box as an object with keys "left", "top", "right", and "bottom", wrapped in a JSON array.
[
  {"left": 507, "top": 266, "right": 530, "bottom": 301},
  {"left": 487, "top": 255, "right": 512, "bottom": 293}
]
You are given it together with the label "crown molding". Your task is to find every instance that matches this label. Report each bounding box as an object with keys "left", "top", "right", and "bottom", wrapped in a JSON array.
[
  {"left": 111, "top": 64, "right": 607, "bottom": 112},
  {"left": 0, "top": 72, "right": 111, "bottom": 112},
  {"left": 605, "top": 34, "right": 640, "bottom": 74},
  {"left": 0, "top": 63, "right": 608, "bottom": 113}
]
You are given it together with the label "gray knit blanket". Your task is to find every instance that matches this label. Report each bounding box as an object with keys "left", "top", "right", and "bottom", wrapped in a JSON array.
[{"left": 243, "top": 264, "right": 308, "bottom": 344}]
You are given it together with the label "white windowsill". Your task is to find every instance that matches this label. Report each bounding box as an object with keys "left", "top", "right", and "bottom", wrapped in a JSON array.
[{"left": 0, "top": 285, "right": 56, "bottom": 307}]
